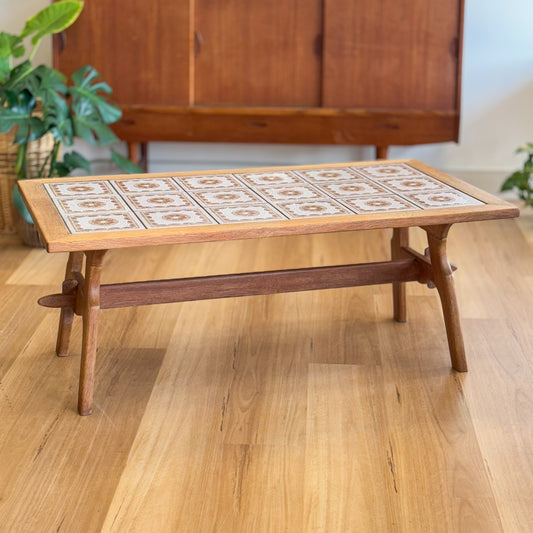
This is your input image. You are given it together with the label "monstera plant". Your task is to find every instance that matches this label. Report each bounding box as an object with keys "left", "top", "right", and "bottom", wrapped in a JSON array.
[
  {"left": 0, "top": 0, "right": 139, "bottom": 223},
  {"left": 501, "top": 143, "right": 533, "bottom": 207}
]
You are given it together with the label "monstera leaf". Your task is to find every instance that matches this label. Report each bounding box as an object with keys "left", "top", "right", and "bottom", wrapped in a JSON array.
[
  {"left": 70, "top": 65, "right": 122, "bottom": 124},
  {"left": 71, "top": 98, "right": 119, "bottom": 145},
  {"left": 53, "top": 150, "right": 91, "bottom": 177},
  {"left": 21, "top": 1, "right": 83, "bottom": 47},
  {"left": 0, "top": 90, "right": 44, "bottom": 143},
  {"left": 0, "top": 32, "right": 25, "bottom": 83}
]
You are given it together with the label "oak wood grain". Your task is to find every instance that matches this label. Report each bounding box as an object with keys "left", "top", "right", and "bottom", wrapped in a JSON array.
[{"left": 1, "top": 216, "right": 533, "bottom": 530}]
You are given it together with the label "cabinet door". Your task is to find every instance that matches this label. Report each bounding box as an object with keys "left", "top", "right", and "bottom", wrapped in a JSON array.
[
  {"left": 194, "top": 0, "right": 322, "bottom": 106},
  {"left": 54, "top": 0, "right": 191, "bottom": 106},
  {"left": 323, "top": 0, "right": 462, "bottom": 110}
]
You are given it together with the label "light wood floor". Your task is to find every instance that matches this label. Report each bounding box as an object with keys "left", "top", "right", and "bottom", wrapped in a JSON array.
[{"left": 1, "top": 214, "right": 532, "bottom": 532}]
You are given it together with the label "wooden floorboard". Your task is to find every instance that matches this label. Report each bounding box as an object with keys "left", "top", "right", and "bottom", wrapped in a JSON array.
[{"left": 0, "top": 212, "right": 532, "bottom": 532}]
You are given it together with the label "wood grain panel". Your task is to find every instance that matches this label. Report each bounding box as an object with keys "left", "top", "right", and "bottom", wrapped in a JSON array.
[
  {"left": 114, "top": 105, "right": 460, "bottom": 144},
  {"left": 323, "top": 0, "right": 462, "bottom": 110},
  {"left": 54, "top": 0, "right": 191, "bottom": 106},
  {"left": 194, "top": 0, "right": 322, "bottom": 105}
]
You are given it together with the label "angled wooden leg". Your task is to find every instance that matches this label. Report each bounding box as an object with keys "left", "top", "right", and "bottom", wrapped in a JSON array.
[
  {"left": 423, "top": 225, "right": 467, "bottom": 372},
  {"left": 56, "top": 252, "right": 84, "bottom": 356},
  {"left": 78, "top": 250, "right": 107, "bottom": 416},
  {"left": 391, "top": 227, "right": 409, "bottom": 322}
]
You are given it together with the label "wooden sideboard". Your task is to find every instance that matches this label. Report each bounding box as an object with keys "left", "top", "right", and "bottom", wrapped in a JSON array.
[{"left": 53, "top": 0, "right": 464, "bottom": 168}]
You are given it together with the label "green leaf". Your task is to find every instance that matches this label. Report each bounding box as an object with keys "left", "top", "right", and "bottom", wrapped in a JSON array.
[
  {"left": 516, "top": 142, "right": 533, "bottom": 154},
  {"left": 0, "top": 90, "right": 36, "bottom": 139},
  {"left": 2, "top": 61, "right": 33, "bottom": 93},
  {"left": 69, "top": 65, "right": 122, "bottom": 124},
  {"left": 0, "top": 32, "right": 25, "bottom": 59},
  {"left": 71, "top": 97, "right": 119, "bottom": 145},
  {"left": 12, "top": 185, "right": 33, "bottom": 224},
  {"left": 63, "top": 150, "right": 91, "bottom": 172},
  {"left": 111, "top": 149, "right": 143, "bottom": 174},
  {"left": 501, "top": 174, "right": 519, "bottom": 191},
  {"left": 21, "top": 1, "right": 83, "bottom": 46}
]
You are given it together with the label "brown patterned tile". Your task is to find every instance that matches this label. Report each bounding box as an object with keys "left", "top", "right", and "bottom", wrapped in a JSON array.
[
  {"left": 276, "top": 199, "right": 353, "bottom": 218},
  {"left": 255, "top": 183, "right": 324, "bottom": 203},
  {"left": 296, "top": 168, "right": 360, "bottom": 182},
  {"left": 136, "top": 208, "right": 216, "bottom": 228},
  {"left": 53, "top": 195, "right": 130, "bottom": 215},
  {"left": 65, "top": 213, "right": 143, "bottom": 233},
  {"left": 208, "top": 204, "right": 285, "bottom": 223},
  {"left": 176, "top": 174, "right": 243, "bottom": 190},
  {"left": 406, "top": 190, "right": 484, "bottom": 209},
  {"left": 353, "top": 163, "right": 426, "bottom": 180},
  {"left": 340, "top": 194, "right": 419, "bottom": 213},
  {"left": 189, "top": 188, "right": 262, "bottom": 206},
  {"left": 124, "top": 192, "right": 195, "bottom": 211},
  {"left": 376, "top": 176, "right": 448, "bottom": 194},
  {"left": 46, "top": 181, "right": 115, "bottom": 198},
  {"left": 315, "top": 179, "right": 389, "bottom": 197},
  {"left": 113, "top": 178, "right": 181, "bottom": 195},
  {"left": 239, "top": 170, "right": 306, "bottom": 187}
]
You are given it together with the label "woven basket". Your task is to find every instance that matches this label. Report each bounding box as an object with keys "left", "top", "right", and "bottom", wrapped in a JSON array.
[{"left": 0, "top": 127, "right": 55, "bottom": 234}]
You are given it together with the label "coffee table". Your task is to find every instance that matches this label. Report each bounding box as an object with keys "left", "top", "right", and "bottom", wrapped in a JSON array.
[{"left": 18, "top": 160, "right": 519, "bottom": 415}]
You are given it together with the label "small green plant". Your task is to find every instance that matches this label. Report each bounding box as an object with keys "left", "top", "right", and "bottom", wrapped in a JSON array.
[
  {"left": 501, "top": 142, "right": 533, "bottom": 206},
  {"left": 0, "top": 0, "right": 140, "bottom": 222}
]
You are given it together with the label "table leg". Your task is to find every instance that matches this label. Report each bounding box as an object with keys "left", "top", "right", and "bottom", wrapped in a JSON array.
[
  {"left": 56, "top": 252, "right": 84, "bottom": 356},
  {"left": 423, "top": 225, "right": 467, "bottom": 372},
  {"left": 78, "top": 250, "right": 107, "bottom": 415},
  {"left": 391, "top": 227, "right": 409, "bottom": 322}
]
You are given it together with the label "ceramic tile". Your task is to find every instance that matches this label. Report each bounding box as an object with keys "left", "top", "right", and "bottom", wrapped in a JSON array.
[
  {"left": 65, "top": 213, "right": 143, "bottom": 233},
  {"left": 239, "top": 170, "right": 306, "bottom": 187},
  {"left": 46, "top": 181, "right": 115, "bottom": 198},
  {"left": 296, "top": 168, "right": 360, "bottom": 182},
  {"left": 315, "top": 179, "right": 389, "bottom": 197},
  {"left": 353, "top": 163, "right": 426, "bottom": 180},
  {"left": 255, "top": 183, "right": 324, "bottom": 203},
  {"left": 42, "top": 163, "right": 486, "bottom": 235},
  {"left": 176, "top": 174, "right": 243, "bottom": 190},
  {"left": 340, "top": 194, "right": 420, "bottom": 213},
  {"left": 208, "top": 204, "right": 286, "bottom": 223},
  {"left": 276, "top": 199, "right": 353, "bottom": 218},
  {"left": 124, "top": 192, "right": 195, "bottom": 211},
  {"left": 113, "top": 178, "right": 181, "bottom": 195},
  {"left": 406, "top": 190, "right": 484, "bottom": 209},
  {"left": 136, "top": 208, "right": 216, "bottom": 228},
  {"left": 54, "top": 195, "right": 129, "bottom": 215},
  {"left": 189, "top": 188, "right": 262, "bottom": 206},
  {"left": 376, "top": 176, "right": 447, "bottom": 194}
]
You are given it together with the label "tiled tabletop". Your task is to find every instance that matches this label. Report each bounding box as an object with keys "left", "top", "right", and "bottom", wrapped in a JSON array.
[{"left": 43, "top": 163, "right": 484, "bottom": 235}]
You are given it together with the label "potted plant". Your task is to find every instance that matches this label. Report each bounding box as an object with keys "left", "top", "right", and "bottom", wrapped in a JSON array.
[
  {"left": 501, "top": 142, "right": 533, "bottom": 207},
  {"left": 0, "top": 0, "right": 139, "bottom": 244}
]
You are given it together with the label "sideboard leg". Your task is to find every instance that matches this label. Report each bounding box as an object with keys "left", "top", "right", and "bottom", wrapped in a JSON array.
[
  {"left": 376, "top": 145, "right": 389, "bottom": 160},
  {"left": 391, "top": 227, "right": 409, "bottom": 322},
  {"left": 423, "top": 225, "right": 467, "bottom": 372},
  {"left": 127, "top": 142, "right": 148, "bottom": 172},
  {"left": 78, "top": 250, "right": 107, "bottom": 416},
  {"left": 56, "top": 252, "right": 84, "bottom": 357}
]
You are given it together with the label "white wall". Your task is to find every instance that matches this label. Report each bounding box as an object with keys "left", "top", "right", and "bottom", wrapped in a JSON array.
[{"left": 2, "top": 0, "right": 532, "bottom": 191}]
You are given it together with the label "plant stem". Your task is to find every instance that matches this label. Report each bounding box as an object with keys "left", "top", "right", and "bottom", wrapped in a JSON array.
[
  {"left": 49, "top": 139, "right": 61, "bottom": 177},
  {"left": 28, "top": 39, "right": 41, "bottom": 63}
]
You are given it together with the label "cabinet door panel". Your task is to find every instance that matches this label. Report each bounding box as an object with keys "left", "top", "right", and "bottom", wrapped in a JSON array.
[
  {"left": 54, "top": 0, "right": 191, "bottom": 106},
  {"left": 323, "top": 0, "right": 462, "bottom": 110},
  {"left": 194, "top": 0, "right": 322, "bottom": 106}
]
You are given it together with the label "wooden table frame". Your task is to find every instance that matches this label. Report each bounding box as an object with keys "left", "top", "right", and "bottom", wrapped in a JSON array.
[
  {"left": 38, "top": 223, "right": 457, "bottom": 415},
  {"left": 19, "top": 160, "right": 519, "bottom": 415}
]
